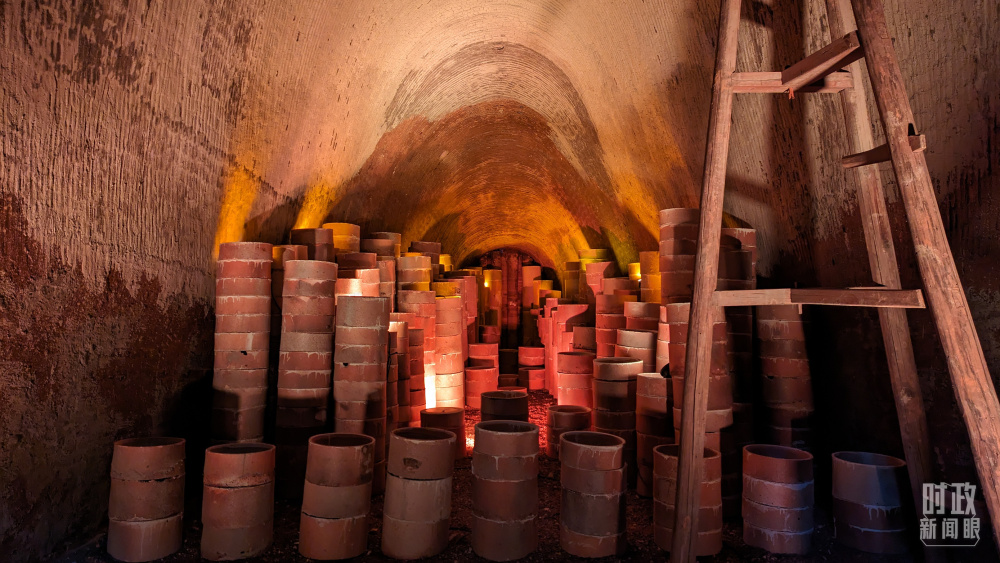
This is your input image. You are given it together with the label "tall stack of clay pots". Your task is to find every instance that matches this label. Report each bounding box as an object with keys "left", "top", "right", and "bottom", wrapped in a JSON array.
[
  {"left": 742, "top": 444, "right": 814, "bottom": 554},
  {"left": 593, "top": 357, "right": 642, "bottom": 488},
  {"left": 559, "top": 431, "right": 627, "bottom": 557},
  {"left": 322, "top": 222, "right": 361, "bottom": 254},
  {"left": 614, "top": 329, "right": 657, "bottom": 373},
  {"left": 652, "top": 445, "right": 722, "bottom": 556},
  {"left": 384, "top": 321, "right": 404, "bottom": 433},
  {"left": 595, "top": 294, "right": 626, "bottom": 359},
  {"left": 332, "top": 296, "right": 391, "bottom": 491},
  {"left": 481, "top": 389, "right": 529, "bottom": 422},
  {"left": 467, "top": 342, "right": 500, "bottom": 408},
  {"left": 407, "top": 326, "right": 427, "bottom": 422},
  {"left": 274, "top": 259, "right": 338, "bottom": 497},
  {"left": 434, "top": 295, "right": 465, "bottom": 408},
  {"left": 201, "top": 443, "right": 275, "bottom": 560},
  {"left": 636, "top": 374, "right": 672, "bottom": 497},
  {"left": 639, "top": 251, "right": 661, "bottom": 304},
  {"left": 557, "top": 351, "right": 596, "bottom": 408},
  {"left": 471, "top": 421, "right": 540, "bottom": 561},
  {"left": 520, "top": 265, "right": 542, "bottom": 345},
  {"left": 658, "top": 208, "right": 699, "bottom": 303},
  {"left": 666, "top": 302, "right": 733, "bottom": 451},
  {"left": 382, "top": 428, "right": 457, "bottom": 559},
  {"left": 299, "top": 434, "right": 373, "bottom": 560},
  {"left": 420, "top": 406, "right": 467, "bottom": 458},
  {"left": 655, "top": 305, "right": 670, "bottom": 374},
  {"left": 213, "top": 242, "right": 273, "bottom": 444},
  {"left": 289, "top": 228, "right": 334, "bottom": 261},
  {"left": 546, "top": 303, "right": 591, "bottom": 389},
  {"left": 397, "top": 289, "right": 437, "bottom": 393},
  {"left": 107, "top": 437, "right": 185, "bottom": 562},
  {"left": 270, "top": 245, "right": 307, "bottom": 306},
  {"left": 397, "top": 255, "right": 432, "bottom": 291},
  {"left": 377, "top": 257, "right": 396, "bottom": 311},
  {"left": 389, "top": 318, "right": 411, "bottom": 428},
  {"left": 518, "top": 346, "right": 545, "bottom": 390},
  {"left": 757, "top": 305, "right": 812, "bottom": 449},
  {"left": 545, "top": 405, "right": 592, "bottom": 458},
  {"left": 832, "top": 452, "right": 909, "bottom": 554},
  {"left": 370, "top": 232, "right": 402, "bottom": 258}
]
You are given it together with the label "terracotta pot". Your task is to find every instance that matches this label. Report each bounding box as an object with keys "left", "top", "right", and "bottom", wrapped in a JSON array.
[
  {"left": 387, "top": 427, "right": 456, "bottom": 480},
  {"left": 743, "top": 475, "right": 814, "bottom": 509},
  {"left": 518, "top": 346, "right": 545, "bottom": 366},
  {"left": 560, "top": 431, "right": 624, "bottom": 471},
  {"left": 201, "top": 443, "right": 275, "bottom": 560},
  {"left": 546, "top": 406, "right": 592, "bottom": 458},
  {"left": 106, "top": 514, "right": 183, "bottom": 562}
]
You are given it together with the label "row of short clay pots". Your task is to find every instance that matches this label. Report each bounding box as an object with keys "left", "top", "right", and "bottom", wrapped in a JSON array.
[
  {"left": 757, "top": 305, "right": 813, "bottom": 450},
  {"left": 433, "top": 295, "right": 465, "bottom": 408},
  {"left": 213, "top": 243, "right": 274, "bottom": 444},
  {"left": 636, "top": 373, "right": 673, "bottom": 497},
  {"left": 653, "top": 445, "right": 724, "bottom": 556}
]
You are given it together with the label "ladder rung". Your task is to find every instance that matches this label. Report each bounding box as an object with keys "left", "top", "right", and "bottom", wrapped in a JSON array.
[
  {"left": 713, "top": 287, "right": 925, "bottom": 308},
  {"left": 731, "top": 71, "right": 853, "bottom": 93},
  {"left": 781, "top": 32, "right": 864, "bottom": 92},
  {"left": 842, "top": 135, "right": 927, "bottom": 168}
]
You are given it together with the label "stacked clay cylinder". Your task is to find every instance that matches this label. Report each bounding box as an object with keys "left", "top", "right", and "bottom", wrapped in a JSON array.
[
  {"left": 581, "top": 259, "right": 614, "bottom": 306},
  {"left": 572, "top": 326, "right": 597, "bottom": 353},
  {"left": 498, "top": 348, "right": 519, "bottom": 387},
  {"left": 407, "top": 326, "right": 427, "bottom": 422},
  {"left": 538, "top": 297, "right": 565, "bottom": 391},
  {"left": 107, "top": 438, "right": 185, "bottom": 562},
  {"left": 213, "top": 242, "right": 273, "bottom": 444},
  {"left": 546, "top": 302, "right": 591, "bottom": 390},
  {"left": 385, "top": 320, "right": 407, "bottom": 432},
  {"left": 594, "top": 294, "right": 627, "bottom": 359},
  {"left": 545, "top": 405, "right": 592, "bottom": 458},
  {"left": 290, "top": 228, "right": 334, "bottom": 261},
  {"left": 299, "top": 434, "right": 373, "bottom": 560},
  {"left": 742, "top": 444, "right": 814, "bottom": 554},
  {"left": 274, "top": 259, "right": 338, "bottom": 497},
  {"left": 721, "top": 402, "right": 755, "bottom": 519},
  {"left": 332, "top": 296, "right": 392, "bottom": 492},
  {"left": 421, "top": 406, "right": 467, "bottom": 459},
  {"left": 639, "top": 250, "right": 661, "bottom": 304},
  {"left": 333, "top": 252, "right": 380, "bottom": 298},
  {"left": 518, "top": 346, "right": 545, "bottom": 390},
  {"left": 636, "top": 374, "right": 673, "bottom": 497},
  {"left": 559, "top": 431, "right": 627, "bottom": 557},
  {"left": 757, "top": 305, "right": 813, "bottom": 449},
  {"left": 389, "top": 317, "right": 411, "bottom": 428},
  {"left": 653, "top": 445, "right": 723, "bottom": 556},
  {"left": 557, "top": 351, "right": 596, "bottom": 408},
  {"left": 614, "top": 328, "right": 657, "bottom": 373},
  {"left": 397, "top": 289, "right": 437, "bottom": 385},
  {"left": 666, "top": 302, "right": 733, "bottom": 451},
  {"left": 719, "top": 227, "right": 757, "bottom": 402},
  {"left": 437, "top": 274, "right": 473, "bottom": 361},
  {"left": 396, "top": 254, "right": 432, "bottom": 292},
  {"left": 593, "top": 357, "right": 643, "bottom": 488},
  {"left": 434, "top": 294, "right": 466, "bottom": 408},
  {"left": 481, "top": 389, "right": 529, "bottom": 422},
  {"left": 201, "top": 443, "right": 275, "bottom": 560},
  {"left": 624, "top": 301, "right": 659, "bottom": 331},
  {"left": 467, "top": 342, "right": 500, "bottom": 408},
  {"left": 471, "top": 421, "right": 540, "bottom": 561},
  {"left": 409, "top": 240, "right": 443, "bottom": 267},
  {"left": 369, "top": 231, "right": 402, "bottom": 257},
  {"left": 656, "top": 305, "right": 669, "bottom": 374},
  {"left": 658, "top": 208, "right": 700, "bottom": 303},
  {"left": 269, "top": 244, "right": 308, "bottom": 306},
  {"left": 481, "top": 269, "right": 503, "bottom": 343},
  {"left": 448, "top": 272, "right": 479, "bottom": 354},
  {"left": 382, "top": 428, "right": 457, "bottom": 559},
  {"left": 832, "top": 452, "right": 909, "bottom": 554},
  {"left": 321, "top": 222, "right": 361, "bottom": 253},
  {"left": 376, "top": 257, "right": 397, "bottom": 309}
]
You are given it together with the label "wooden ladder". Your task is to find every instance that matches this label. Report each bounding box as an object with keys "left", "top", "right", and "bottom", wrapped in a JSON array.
[{"left": 672, "top": 0, "right": 1000, "bottom": 559}]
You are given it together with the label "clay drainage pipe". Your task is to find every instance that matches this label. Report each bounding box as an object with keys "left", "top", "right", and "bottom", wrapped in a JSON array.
[
  {"left": 741, "top": 444, "right": 814, "bottom": 554},
  {"left": 471, "top": 421, "right": 540, "bottom": 561},
  {"left": 420, "top": 406, "right": 467, "bottom": 459},
  {"left": 201, "top": 443, "right": 275, "bottom": 561},
  {"left": 559, "top": 431, "right": 628, "bottom": 557},
  {"left": 382, "top": 427, "right": 457, "bottom": 559},
  {"left": 107, "top": 437, "right": 185, "bottom": 562},
  {"left": 298, "top": 433, "right": 374, "bottom": 560},
  {"left": 545, "top": 405, "right": 592, "bottom": 459},
  {"left": 831, "top": 451, "right": 910, "bottom": 554},
  {"left": 652, "top": 444, "right": 722, "bottom": 556},
  {"left": 481, "top": 389, "right": 530, "bottom": 422}
]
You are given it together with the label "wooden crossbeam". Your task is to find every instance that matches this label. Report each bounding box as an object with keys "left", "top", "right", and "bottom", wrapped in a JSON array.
[
  {"left": 782, "top": 31, "right": 865, "bottom": 91},
  {"left": 731, "top": 71, "right": 853, "bottom": 93},
  {"left": 713, "top": 287, "right": 925, "bottom": 308},
  {"left": 842, "top": 134, "right": 926, "bottom": 168}
]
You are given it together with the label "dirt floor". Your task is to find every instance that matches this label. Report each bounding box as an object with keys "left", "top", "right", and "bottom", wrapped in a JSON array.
[{"left": 58, "top": 392, "right": 957, "bottom": 562}]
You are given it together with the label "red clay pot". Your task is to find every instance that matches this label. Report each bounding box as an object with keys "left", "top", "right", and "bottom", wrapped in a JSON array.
[
  {"left": 201, "top": 443, "right": 275, "bottom": 561},
  {"left": 560, "top": 431, "right": 624, "bottom": 471},
  {"left": 557, "top": 351, "right": 596, "bottom": 374},
  {"left": 386, "top": 427, "right": 456, "bottom": 480}
]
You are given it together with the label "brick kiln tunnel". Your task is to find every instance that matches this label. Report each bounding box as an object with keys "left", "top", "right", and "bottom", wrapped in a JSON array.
[{"left": 2, "top": 0, "right": 1000, "bottom": 562}]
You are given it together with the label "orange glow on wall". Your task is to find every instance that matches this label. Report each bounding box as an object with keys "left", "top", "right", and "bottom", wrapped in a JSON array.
[{"left": 212, "top": 166, "right": 261, "bottom": 259}]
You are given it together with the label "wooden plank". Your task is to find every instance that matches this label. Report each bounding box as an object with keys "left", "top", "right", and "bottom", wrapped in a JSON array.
[
  {"left": 841, "top": 135, "right": 926, "bottom": 168},
  {"left": 713, "top": 287, "right": 925, "bottom": 308},
  {"left": 853, "top": 0, "right": 1000, "bottom": 551},
  {"left": 827, "top": 3, "right": 935, "bottom": 539},
  {"left": 732, "top": 71, "right": 853, "bottom": 93},
  {"left": 782, "top": 31, "right": 865, "bottom": 91},
  {"left": 670, "top": 0, "right": 742, "bottom": 560}
]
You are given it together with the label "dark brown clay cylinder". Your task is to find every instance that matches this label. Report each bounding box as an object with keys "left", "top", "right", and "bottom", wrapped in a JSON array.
[
  {"left": 481, "top": 390, "right": 529, "bottom": 422},
  {"left": 298, "top": 513, "right": 368, "bottom": 561}
]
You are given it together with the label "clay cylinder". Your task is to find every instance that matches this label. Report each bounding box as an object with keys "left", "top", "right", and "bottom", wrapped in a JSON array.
[
  {"left": 107, "top": 437, "right": 185, "bottom": 562},
  {"left": 298, "top": 434, "right": 373, "bottom": 560},
  {"left": 471, "top": 421, "right": 539, "bottom": 561},
  {"left": 741, "top": 445, "right": 814, "bottom": 554},
  {"left": 420, "top": 407, "right": 467, "bottom": 459},
  {"left": 382, "top": 428, "right": 456, "bottom": 559},
  {"left": 481, "top": 390, "right": 529, "bottom": 422},
  {"left": 557, "top": 351, "right": 596, "bottom": 408},
  {"left": 652, "top": 445, "right": 722, "bottom": 557},
  {"left": 831, "top": 451, "right": 909, "bottom": 554},
  {"left": 559, "top": 431, "right": 627, "bottom": 557},
  {"left": 546, "top": 405, "right": 592, "bottom": 458},
  {"left": 201, "top": 443, "right": 275, "bottom": 561}
]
